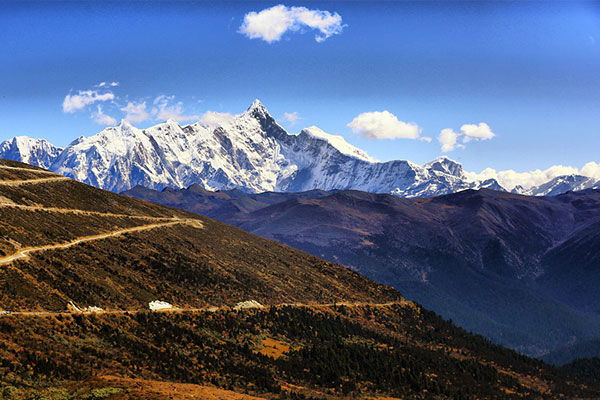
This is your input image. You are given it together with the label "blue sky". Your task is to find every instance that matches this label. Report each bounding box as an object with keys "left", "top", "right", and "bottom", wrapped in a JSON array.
[{"left": 1, "top": 1, "right": 599, "bottom": 177}]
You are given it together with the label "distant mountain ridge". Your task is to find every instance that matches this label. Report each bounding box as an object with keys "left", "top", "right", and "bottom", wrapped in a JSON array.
[{"left": 1, "top": 100, "right": 597, "bottom": 196}]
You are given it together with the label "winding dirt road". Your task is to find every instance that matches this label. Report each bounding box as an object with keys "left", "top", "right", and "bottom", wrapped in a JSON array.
[
  {"left": 0, "top": 174, "right": 203, "bottom": 265},
  {"left": 0, "top": 202, "right": 179, "bottom": 221},
  {"left": 0, "top": 165, "right": 56, "bottom": 174},
  {"left": 0, "top": 218, "right": 202, "bottom": 265},
  {"left": 0, "top": 176, "right": 71, "bottom": 186}
]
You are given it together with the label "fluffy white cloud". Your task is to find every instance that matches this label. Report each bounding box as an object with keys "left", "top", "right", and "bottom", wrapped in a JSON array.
[
  {"left": 283, "top": 111, "right": 300, "bottom": 126},
  {"left": 199, "top": 111, "right": 235, "bottom": 126},
  {"left": 239, "top": 5, "right": 345, "bottom": 43},
  {"left": 438, "top": 122, "right": 496, "bottom": 152},
  {"left": 91, "top": 105, "right": 116, "bottom": 126},
  {"left": 62, "top": 90, "right": 115, "bottom": 113},
  {"left": 461, "top": 122, "right": 495, "bottom": 143},
  {"left": 438, "top": 128, "right": 462, "bottom": 152},
  {"left": 153, "top": 95, "right": 200, "bottom": 123},
  {"left": 347, "top": 110, "right": 420, "bottom": 140},
  {"left": 120, "top": 101, "right": 150, "bottom": 123},
  {"left": 581, "top": 161, "right": 600, "bottom": 178},
  {"left": 465, "top": 162, "right": 600, "bottom": 190}
]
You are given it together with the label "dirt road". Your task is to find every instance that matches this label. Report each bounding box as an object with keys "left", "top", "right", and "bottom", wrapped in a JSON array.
[
  {"left": 1, "top": 302, "right": 406, "bottom": 317},
  {"left": 0, "top": 176, "right": 71, "bottom": 186},
  {"left": 0, "top": 218, "right": 202, "bottom": 265},
  {"left": 0, "top": 165, "right": 56, "bottom": 174},
  {"left": 0, "top": 202, "right": 180, "bottom": 221}
]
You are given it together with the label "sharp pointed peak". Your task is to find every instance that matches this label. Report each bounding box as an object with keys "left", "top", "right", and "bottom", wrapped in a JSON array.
[
  {"left": 248, "top": 99, "right": 266, "bottom": 110},
  {"left": 119, "top": 119, "right": 134, "bottom": 128},
  {"left": 245, "top": 99, "right": 270, "bottom": 116}
]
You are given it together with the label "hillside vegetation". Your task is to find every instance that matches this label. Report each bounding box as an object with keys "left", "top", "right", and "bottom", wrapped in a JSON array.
[
  {"left": 1, "top": 159, "right": 599, "bottom": 399},
  {"left": 124, "top": 185, "right": 600, "bottom": 359}
]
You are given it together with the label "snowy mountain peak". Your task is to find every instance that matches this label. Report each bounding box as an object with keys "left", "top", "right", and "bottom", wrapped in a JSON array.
[
  {"left": 528, "top": 174, "right": 598, "bottom": 196},
  {"left": 248, "top": 98, "right": 266, "bottom": 111},
  {"left": 119, "top": 119, "right": 134, "bottom": 128},
  {"left": 244, "top": 99, "right": 269, "bottom": 119},
  {"left": 300, "top": 126, "right": 375, "bottom": 162},
  {"left": 423, "top": 156, "right": 464, "bottom": 178},
  {"left": 0, "top": 136, "right": 63, "bottom": 169}
]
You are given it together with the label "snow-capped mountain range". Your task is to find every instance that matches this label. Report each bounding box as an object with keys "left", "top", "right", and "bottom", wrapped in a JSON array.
[
  {"left": 0, "top": 136, "right": 63, "bottom": 169},
  {"left": 0, "top": 100, "right": 597, "bottom": 197}
]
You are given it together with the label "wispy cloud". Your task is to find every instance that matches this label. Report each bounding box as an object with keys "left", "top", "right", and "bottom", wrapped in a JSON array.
[
  {"left": 120, "top": 101, "right": 150, "bottom": 123},
  {"left": 348, "top": 111, "right": 421, "bottom": 140},
  {"left": 283, "top": 111, "right": 300, "bottom": 126},
  {"left": 199, "top": 111, "right": 236, "bottom": 126},
  {"left": 97, "top": 81, "right": 119, "bottom": 88},
  {"left": 239, "top": 5, "right": 345, "bottom": 43},
  {"left": 62, "top": 89, "right": 115, "bottom": 113},
  {"left": 91, "top": 105, "right": 116, "bottom": 125},
  {"left": 153, "top": 95, "right": 199, "bottom": 123}
]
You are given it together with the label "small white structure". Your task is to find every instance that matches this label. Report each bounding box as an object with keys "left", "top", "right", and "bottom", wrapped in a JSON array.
[
  {"left": 149, "top": 300, "right": 173, "bottom": 311},
  {"left": 68, "top": 301, "right": 103, "bottom": 313},
  {"left": 233, "top": 300, "right": 264, "bottom": 311},
  {"left": 68, "top": 301, "right": 82, "bottom": 312}
]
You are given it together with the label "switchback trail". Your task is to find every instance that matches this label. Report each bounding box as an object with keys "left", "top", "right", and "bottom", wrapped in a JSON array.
[
  {"left": 0, "top": 176, "right": 71, "bottom": 186},
  {"left": 0, "top": 218, "right": 203, "bottom": 265},
  {"left": 0, "top": 165, "right": 56, "bottom": 174},
  {"left": 0, "top": 202, "right": 180, "bottom": 221}
]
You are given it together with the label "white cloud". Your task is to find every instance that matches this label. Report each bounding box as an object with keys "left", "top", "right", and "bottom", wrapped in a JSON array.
[
  {"left": 153, "top": 95, "right": 200, "bottom": 123},
  {"left": 97, "top": 81, "right": 119, "bottom": 88},
  {"left": 62, "top": 90, "right": 115, "bottom": 113},
  {"left": 91, "top": 105, "right": 116, "bottom": 126},
  {"left": 347, "top": 110, "right": 420, "bottom": 140},
  {"left": 239, "top": 5, "right": 345, "bottom": 43},
  {"left": 465, "top": 162, "right": 600, "bottom": 190},
  {"left": 461, "top": 122, "right": 495, "bottom": 143},
  {"left": 438, "top": 122, "right": 496, "bottom": 152},
  {"left": 438, "top": 128, "right": 461, "bottom": 152},
  {"left": 283, "top": 112, "right": 300, "bottom": 126},
  {"left": 199, "top": 111, "right": 235, "bottom": 126},
  {"left": 120, "top": 101, "right": 150, "bottom": 123},
  {"left": 581, "top": 161, "right": 600, "bottom": 178}
]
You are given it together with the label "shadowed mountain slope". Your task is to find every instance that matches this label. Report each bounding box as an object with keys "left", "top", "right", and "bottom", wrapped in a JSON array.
[{"left": 124, "top": 185, "right": 600, "bottom": 360}]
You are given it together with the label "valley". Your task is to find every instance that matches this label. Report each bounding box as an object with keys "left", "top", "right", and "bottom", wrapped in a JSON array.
[{"left": 124, "top": 184, "right": 600, "bottom": 361}]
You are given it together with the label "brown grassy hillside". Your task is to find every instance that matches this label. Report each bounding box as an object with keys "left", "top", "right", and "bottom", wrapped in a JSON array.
[{"left": 1, "top": 159, "right": 599, "bottom": 399}]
